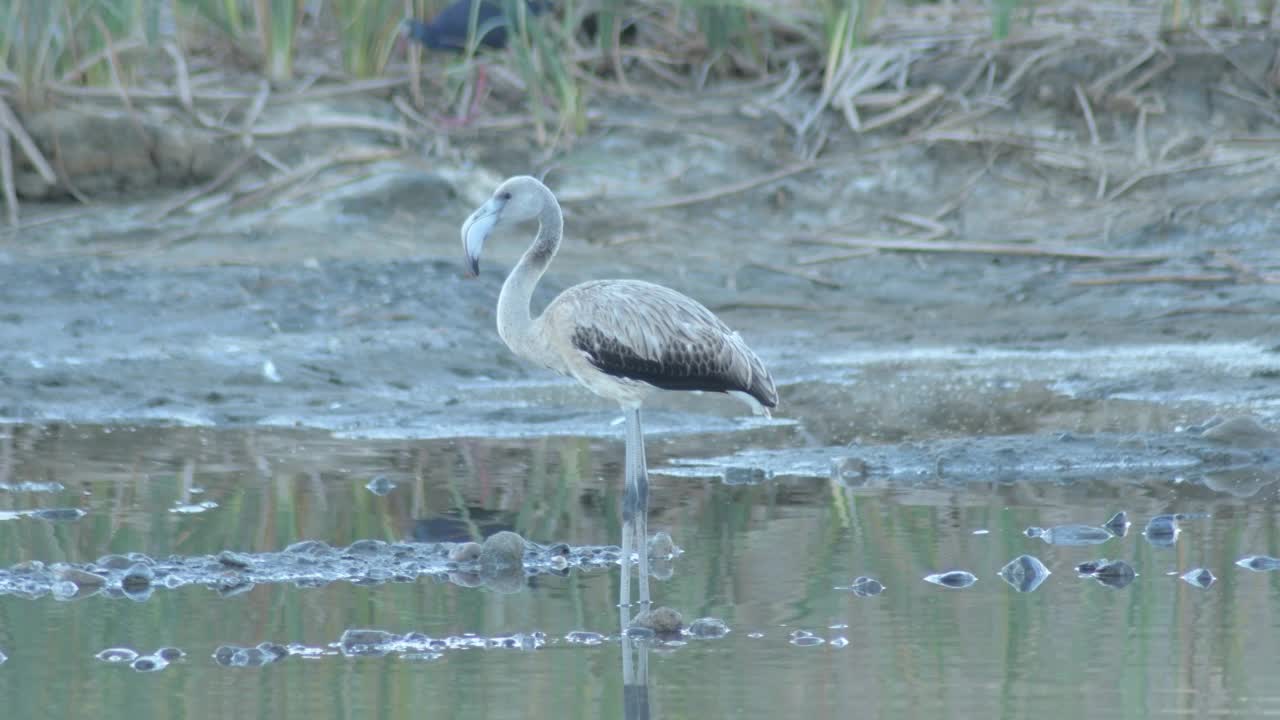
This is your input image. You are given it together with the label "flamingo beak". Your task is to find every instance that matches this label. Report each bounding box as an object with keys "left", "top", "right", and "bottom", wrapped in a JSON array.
[{"left": 461, "top": 199, "right": 502, "bottom": 276}]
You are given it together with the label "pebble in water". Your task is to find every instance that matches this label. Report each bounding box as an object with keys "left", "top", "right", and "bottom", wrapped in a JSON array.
[
  {"left": 1103, "top": 511, "right": 1130, "bottom": 537},
  {"left": 213, "top": 643, "right": 288, "bottom": 667},
  {"left": 339, "top": 629, "right": 397, "bottom": 657},
  {"left": 0, "top": 649, "right": 6, "bottom": 665},
  {"left": 632, "top": 607, "right": 684, "bottom": 636},
  {"left": 565, "top": 631, "right": 605, "bottom": 645},
  {"left": 829, "top": 637, "right": 849, "bottom": 648},
  {"left": 923, "top": 570, "right": 978, "bottom": 589},
  {"left": 479, "top": 532, "right": 526, "bottom": 573},
  {"left": 686, "top": 617, "right": 730, "bottom": 639},
  {"left": 839, "top": 576, "right": 885, "bottom": 597},
  {"left": 647, "top": 532, "right": 678, "bottom": 561},
  {"left": 156, "top": 647, "right": 185, "bottom": 662},
  {"left": 788, "top": 630, "right": 825, "bottom": 647},
  {"left": 1142, "top": 515, "right": 1180, "bottom": 548},
  {"left": 448, "top": 542, "right": 483, "bottom": 563},
  {"left": 1076, "top": 559, "right": 1137, "bottom": 589},
  {"left": 131, "top": 655, "right": 168, "bottom": 672},
  {"left": 1180, "top": 568, "right": 1216, "bottom": 589},
  {"left": 30, "top": 508, "right": 86, "bottom": 521},
  {"left": 1235, "top": 555, "right": 1280, "bottom": 571},
  {"left": 999, "top": 555, "right": 1052, "bottom": 593},
  {"left": 1200, "top": 415, "right": 1280, "bottom": 448},
  {"left": 365, "top": 475, "right": 397, "bottom": 496},
  {"left": 55, "top": 566, "right": 107, "bottom": 591},
  {"left": 1024, "top": 524, "right": 1114, "bottom": 546},
  {"left": 95, "top": 648, "right": 139, "bottom": 664}
]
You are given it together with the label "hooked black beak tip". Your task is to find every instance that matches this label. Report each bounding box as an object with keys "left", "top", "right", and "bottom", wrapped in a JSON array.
[{"left": 466, "top": 256, "right": 480, "bottom": 277}]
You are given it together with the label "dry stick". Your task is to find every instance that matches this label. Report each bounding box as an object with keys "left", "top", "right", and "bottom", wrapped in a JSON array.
[
  {"left": 241, "top": 81, "right": 271, "bottom": 147},
  {"left": 1074, "top": 83, "right": 1100, "bottom": 146},
  {"left": 162, "top": 43, "right": 195, "bottom": 114},
  {"left": 148, "top": 152, "right": 255, "bottom": 221},
  {"left": 93, "top": 17, "right": 150, "bottom": 147},
  {"left": 59, "top": 39, "right": 146, "bottom": 83},
  {"left": 393, "top": 95, "right": 433, "bottom": 129},
  {"left": 248, "top": 115, "right": 414, "bottom": 139},
  {"left": 0, "top": 99, "right": 55, "bottom": 185},
  {"left": 796, "top": 248, "right": 876, "bottom": 265},
  {"left": 1194, "top": 25, "right": 1276, "bottom": 99},
  {"left": 998, "top": 40, "right": 1073, "bottom": 96},
  {"left": 802, "top": 236, "right": 1168, "bottom": 262},
  {"left": 254, "top": 148, "right": 290, "bottom": 174},
  {"left": 0, "top": 128, "right": 16, "bottom": 227},
  {"left": 1087, "top": 44, "right": 1158, "bottom": 100},
  {"left": 1115, "top": 54, "right": 1173, "bottom": 99},
  {"left": 1214, "top": 83, "right": 1280, "bottom": 125},
  {"left": 746, "top": 259, "right": 843, "bottom": 289},
  {"left": 885, "top": 211, "right": 949, "bottom": 239},
  {"left": 859, "top": 85, "right": 945, "bottom": 133},
  {"left": 228, "top": 148, "right": 402, "bottom": 211},
  {"left": 1105, "top": 153, "right": 1274, "bottom": 202},
  {"left": 1071, "top": 273, "right": 1237, "bottom": 286},
  {"left": 634, "top": 161, "right": 816, "bottom": 211}
]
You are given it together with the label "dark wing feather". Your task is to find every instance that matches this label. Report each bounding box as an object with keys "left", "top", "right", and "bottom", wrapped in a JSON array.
[{"left": 559, "top": 280, "right": 777, "bottom": 408}]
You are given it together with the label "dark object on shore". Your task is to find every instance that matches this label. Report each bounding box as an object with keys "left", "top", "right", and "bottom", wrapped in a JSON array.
[{"left": 403, "top": 1, "right": 549, "bottom": 51}]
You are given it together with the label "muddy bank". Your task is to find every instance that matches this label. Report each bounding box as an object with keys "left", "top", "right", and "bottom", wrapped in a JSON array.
[{"left": 1, "top": 35, "right": 1279, "bottom": 436}]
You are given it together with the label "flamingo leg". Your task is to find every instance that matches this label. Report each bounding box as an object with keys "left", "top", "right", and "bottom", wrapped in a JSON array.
[{"left": 625, "top": 407, "right": 651, "bottom": 607}]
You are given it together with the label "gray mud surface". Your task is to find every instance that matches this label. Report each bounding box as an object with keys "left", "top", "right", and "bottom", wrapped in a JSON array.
[{"left": 2, "top": 42, "right": 1279, "bottom": 470}]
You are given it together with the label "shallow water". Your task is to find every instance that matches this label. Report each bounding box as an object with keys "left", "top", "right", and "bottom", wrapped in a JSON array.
[{"left": 2, "top": 424, "right": 1280, "bottom": 719}]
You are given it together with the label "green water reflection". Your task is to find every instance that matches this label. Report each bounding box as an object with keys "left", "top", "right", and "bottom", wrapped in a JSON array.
[{"left": 1, "top": 425, "right": 1279, "bottom": 719}]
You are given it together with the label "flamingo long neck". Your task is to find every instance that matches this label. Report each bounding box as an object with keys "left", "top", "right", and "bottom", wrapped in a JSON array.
[{"left": 496, "top": 191, "right": 562, "bottom": 360}]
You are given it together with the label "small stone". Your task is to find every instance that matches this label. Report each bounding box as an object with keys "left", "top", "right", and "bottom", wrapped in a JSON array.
[
  {"left": 1235, "top": 555, "right": 1280, "bottom": 571},
  {"left": 257, "top": 642, "right": 289, "bottom": 661},
  {"left": 339, "top": 629, "right": 396, "bottom": 656},
  {"left": 120, "top": 563, "right": 154, "bottom": 591},
  {"left": 448, "top": 542, "right": 482, "bottom": 563},
  {"left": 345, "top": 539, "right": 386, "bottom": 555},
  {"left": 631, "top": 607, "right": 683, "bottom": 635},
  {"left": 999, "top": 554, "right": 1052, "bottom": 593},
  {"left": 565, "top": 631, "right": 605, "bottom": 645},
  {"left": 788, "top": 630, "right": 824, "bottom": 647},
  {"left": 648, "top": 532, "right": 676, "bottom": 561},
  {"left": 1143, "top": 515, "right": 1180, "bottom": 548},
  {"left": 479, "top": 531, "right": 525, "bottom": 572},
  {"left": 284, "top": 540, "right": 332, "bottom": 555},
  {"left": 30, "top": 508, "right": 86, "bottom": 521},
  {"left": 96, "top": 648, "right": 138, "bottom": 663},
  {"left": 131, "top": 655, "right": 167, "bottom": 672},
  {"left": 94, "top": 554, "right": 134, "bottom": 570},
  {"left": 156, "top": 647, "right": 185, "bottom": 662},
  {"left": 55, "top": 567, "right": 107, "bottom": 589},
  {"left": 685, "top": 617, "right": 730, "bottom": 639},
  {"left": 847, "top": 576, "right": 885, "bottom": 597},
  {"left": 365, "top": 475, "right": 397, "bottom": 496},
  {"left": 216, "top": 550, "right": 251, "bottom": 569},
  {"left": 1024, "top": 524, "right": 1113, "bottom": 546},
  {"left": 1103, "top": 511, "right": 1130, "bottom": 537},
  {"left": 0, "top": 649, "right": 6, "bottom": 664},
  {"left": 923, "top": 570, "right": 977, "bottom": 589},
  {"left": 1180, "top": 568, "right": 1215, "bottom": 589},
  {"left": 1079, "top": 559, "right": 1137, "bottom": 589},
  {"left": 1201, "top": 416, "right": 1280, "bottom": 448}
]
